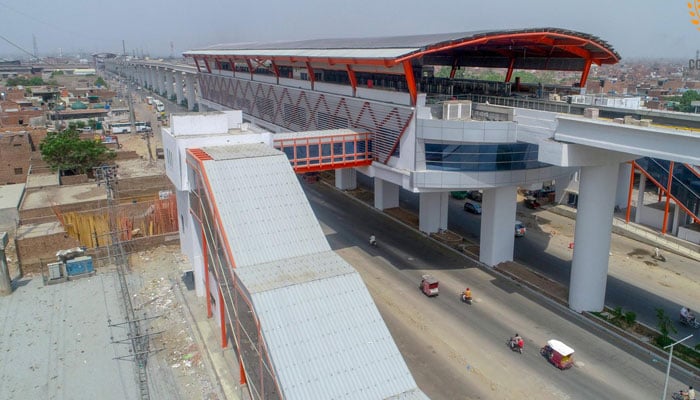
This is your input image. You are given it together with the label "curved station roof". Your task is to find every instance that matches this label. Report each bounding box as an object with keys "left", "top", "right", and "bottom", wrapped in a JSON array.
[{"left": 184, "top": 27, "right": 620, "bottom": 71}]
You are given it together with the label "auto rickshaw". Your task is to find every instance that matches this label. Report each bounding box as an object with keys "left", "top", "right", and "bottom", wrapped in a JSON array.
[
  {"left": 540, "top": 339, "right": 575, "bottom": 370},
  {"left": 420, "top": 274, "right": 439, "bottom": 297}
]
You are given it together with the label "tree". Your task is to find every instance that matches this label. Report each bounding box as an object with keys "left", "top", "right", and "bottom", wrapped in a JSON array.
[
  {"left": 6, "top": 76, "right": 45, "bottom": 87},
  {"left": 94, "top": 76, "right": 108, "bottom": 88},
  {"left": 677, "top": 90, "right": 700, "bottom": 112},
  {"left": 655, "top": 308, "right": 677, "bottom": 347},
  {"left": 39, "top": 128, "right": 116, "bottom": 175}
]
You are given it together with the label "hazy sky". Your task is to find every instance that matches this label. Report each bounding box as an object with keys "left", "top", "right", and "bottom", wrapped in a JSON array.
[{"left": 0, "top": 0, "right": 697, "bottom": 60}]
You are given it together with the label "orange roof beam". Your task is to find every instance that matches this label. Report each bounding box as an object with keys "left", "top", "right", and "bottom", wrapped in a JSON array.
[
  {"left": 579, "top": 58, "right": 592, "bottom": 88},
  {"left": 306, "top": 62, "right": 315, "bottom": 90},
  {"left": 346, "top": 65, "right": 357, "bottom": 96},
  {"left": 402, "top": 60, "right": 417, "bottom": 106}
]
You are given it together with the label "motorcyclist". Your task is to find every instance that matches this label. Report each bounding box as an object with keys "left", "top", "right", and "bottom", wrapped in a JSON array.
[
  {"left": 681, "top": 306, "right": 696, "bottom": 324},
  {"left": 510, "top": 333, "right": 523, "bottom": 350},
  {"left": 369, "top": 234, "right": 376, "bottom": 246},
  {"left": 462, "top": 287, "right": 472, "bottom": 301}
]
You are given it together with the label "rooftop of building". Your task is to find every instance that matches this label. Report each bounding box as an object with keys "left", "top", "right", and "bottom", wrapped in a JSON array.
[
  {"left": 0, "top": 183, "right": 25, "bottom": 210},
  {"left": 186, "top": 27, "right": 620, "bottom": 70}
]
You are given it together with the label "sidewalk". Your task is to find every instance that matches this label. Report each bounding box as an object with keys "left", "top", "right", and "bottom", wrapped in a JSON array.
[
  {"left": 173, "top": 276, "right": 248, "bottom": 400},
  {"left": 548, "top": 204, "right": 700, "bottom": 262}
]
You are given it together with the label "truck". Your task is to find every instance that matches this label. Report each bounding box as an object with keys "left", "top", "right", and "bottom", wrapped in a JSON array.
[{"left": 146, "top": 96, "right": 153, "bottom": 105}]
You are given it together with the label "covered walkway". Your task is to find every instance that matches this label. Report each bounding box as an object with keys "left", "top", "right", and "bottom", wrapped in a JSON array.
[{"left": 186, "top": 143, "right": 426, "bottom": 399}]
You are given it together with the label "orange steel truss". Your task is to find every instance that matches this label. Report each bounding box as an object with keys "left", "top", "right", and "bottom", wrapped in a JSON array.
[{"left": 626, "top": 161, "right": 700, "bottom": 234}]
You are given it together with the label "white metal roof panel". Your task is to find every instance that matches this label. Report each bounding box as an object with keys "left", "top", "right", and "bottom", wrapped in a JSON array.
[
  {"left": 253, "top": 272, "right": 425, "bottom": 400},
  {"left": 203, "top": 143, "right": 280, "bottom": 160},
  {"left": 184, "top": 48, "right": 417, "bottom": 60},
  {"left": 235, "top": 251, "right": 353, "bottom": 293},
  {"left": 202, "top": 145, "right": 329, "bottom": 267}
]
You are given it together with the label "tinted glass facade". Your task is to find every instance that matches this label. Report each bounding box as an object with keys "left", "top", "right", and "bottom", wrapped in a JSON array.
[{"left": 425, "top": 142, "right": 547, "bottom": 171}]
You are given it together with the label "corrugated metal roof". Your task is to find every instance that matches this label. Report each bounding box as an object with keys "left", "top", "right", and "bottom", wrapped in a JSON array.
[
  {"left": 184, "top": 28, "right": 619, "bottom": 62},
  {"left": 200, "top": 142, "right": 427, "bottom": 399},
  {"left": 203, "top": 144, "right": 330, "bottom": 267},
  {"left": 236, "top": 251, "right": 354, "bottom": 293},
  {"left": 253, "top": 272, "right": 425, "bottom": 400}
]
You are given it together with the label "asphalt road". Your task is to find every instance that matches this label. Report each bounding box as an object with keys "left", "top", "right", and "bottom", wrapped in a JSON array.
[
  {"left": 303, "top": 181, "right": 690, "bottom": 400},
  {"left": 366, "top": 176, "right": 700, "bottom": 348}
]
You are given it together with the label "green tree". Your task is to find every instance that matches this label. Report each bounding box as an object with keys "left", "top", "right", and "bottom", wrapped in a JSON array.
[
  {"left": 655, "top": 308, "right": 677, "bottom": 347},
  {"left": 94, "top": 76, "right": 108, "bottom": 88},
  {"left": 40, "top": 128, "right": 115, "bottom": 175},
  {"left": 6, "top": 76, "right": 46, "bottom": 87},
  {"left": 677, "top": 90, "right": 700, "bottom": 112}
]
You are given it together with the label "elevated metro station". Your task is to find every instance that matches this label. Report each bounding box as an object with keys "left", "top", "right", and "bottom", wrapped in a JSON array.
[{"left": 109, "top": 28, "right": 700, "bottom": 399}]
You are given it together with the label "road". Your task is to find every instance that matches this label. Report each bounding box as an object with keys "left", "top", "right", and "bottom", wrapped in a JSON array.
[
  {"left": 361, "top": 175, "right": 700, "bottom": 348},
  {"left": 303, "top": 181, "right": 689, "bottom": 400}
]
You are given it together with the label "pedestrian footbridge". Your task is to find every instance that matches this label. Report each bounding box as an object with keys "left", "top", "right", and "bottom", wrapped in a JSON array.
[{"left": 272, "top": 129, "right": 373, "bottom": 173}]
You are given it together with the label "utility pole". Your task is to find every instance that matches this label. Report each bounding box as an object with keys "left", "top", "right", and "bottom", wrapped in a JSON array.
[
  {"left": 0, "top": 232, "right": 13, "bottom": 296},
  {"left": 94, "top": 165, "right": 160, "bottom": 400},
  {"left": 32, "top": 34, "right": 38, "bottom": 59}
]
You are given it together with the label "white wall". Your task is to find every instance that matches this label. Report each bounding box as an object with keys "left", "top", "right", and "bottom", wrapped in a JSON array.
[{"left": 417, "top": 119, "right": 516, "bottom": 143}]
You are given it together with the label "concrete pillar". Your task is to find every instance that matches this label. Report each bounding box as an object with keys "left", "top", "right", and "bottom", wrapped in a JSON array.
[
  {"left": 635, "top": 173, "right": 646, "bottom": 223},
  {"left": 165, "top": 70, "right": 175, "bottom": 100},
  {"left": 139, "top": 67, "right": 147, "bottom": 88},
  {"left": 175, "top": 72, "right": 184, "bottom": 106},
  {"left": 146, "top": 67, "right": 154, "bottom": 90},
  {"left": 335, "top": 168, "right": 357, "bottom": 190},
  {"left": 479, "top": 186, "right": 517, "bottom": 266},
  {"left": 418, "top": 192, "right": 449, "bottom": 234},
  {"left": 154, "top": 68, "right": 165, "bottom": 96},
  {"left": 671, "top": 203, "right": 682, "bottom": 235},
  {"left": 0, "top": 232, "right": 12, "bottom": 296},
  {"left": 185, "top": 74, "right": 196, "bottom": 111},
  {"left": 615, "top": 162, "right": 633, "bottom": 210},
  {"left": 554, "top": 171, "right": 574, "bottom": 205},
  {"left": 569, "top": 163, "right": 619, "bottom": 312},
  {"left": 374, "top": 178, "right": 399, "bottom": 210}
]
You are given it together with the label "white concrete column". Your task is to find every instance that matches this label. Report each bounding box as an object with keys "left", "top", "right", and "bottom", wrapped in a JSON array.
[
  {"left": 635, "top": 173, "right": 646, "bottom": 223},
  {"left": 374, "top": 178, "right": 399, "bottom": 210},
  {"left": 335, "top": 168, "right": 357, "bottom": 190},
  {"left": 671, "top": 203, "right": 682, "bottom": 235},
  {"left": 615, "top": 162, "right": 633, "bottom": 209},
  {"left": 165, "top": 70, "right": 175, "bottom": 100},
  {"left": 156, "top": 69, "right": 165, "bottom": 95},
  {"left": 418, "top": 192, "right": 449, "bottom": 234},
  {"left": 479, "top": 186, "right": 517, "bottom": 266},
  {"left": 147, "top": 67, "right": 155, "bottom": 91},
  {"left": 554, "top": 171, "right": 574, "bottom": 205},
  {"left": 174, "top": 72, "right": 184, "bottom": 106},
  {"left": 569, "top": 163, "right": 619, "bottom": 312},
  {"left": 185, "top": 74, "right": 196, "bottom": 111}
]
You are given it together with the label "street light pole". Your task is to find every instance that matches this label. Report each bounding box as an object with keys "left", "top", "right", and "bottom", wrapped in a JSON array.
[{"left": 661, "top": 334, "right": 692, "bottom": 400}]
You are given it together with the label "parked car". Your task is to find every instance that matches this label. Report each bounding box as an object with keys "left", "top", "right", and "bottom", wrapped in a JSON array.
[
  {"left": 466, "top": 190, "right": 482, "bottom": 202},
  {"left": 515, "top": 220, "right": 527, "bottom": 237},
  {"left": 451, "top": 191, "right": 469, "bottom": 200},
  {"left": 464, "top": 202, "right": 482, "bottom": 214}
]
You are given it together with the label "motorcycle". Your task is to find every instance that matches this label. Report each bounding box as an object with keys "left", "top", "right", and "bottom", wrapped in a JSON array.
[
  {"left": 461, "top": 293, "right": 473, "bottom": 305},
  {"left": 369, "top": 236, "right": 377, "bottom": 247},
  {"left": 508, "top": 337, "right": 524, "bottom": 354}
]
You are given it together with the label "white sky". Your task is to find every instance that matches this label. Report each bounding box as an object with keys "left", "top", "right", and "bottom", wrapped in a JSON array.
[{"left": 0, "top": 0, "right": 697, "bottom": 60}]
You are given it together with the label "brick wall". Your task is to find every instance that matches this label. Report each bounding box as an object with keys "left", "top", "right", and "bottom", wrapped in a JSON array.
[
  {"left": 0, "top": 131, "right": 31, "bottom": 184},
  {"left": 15, "top": 231, "right": 82, "bottom": 273},
  {"left": 60, "top": 174, "right": 89, "bottom": 185}
]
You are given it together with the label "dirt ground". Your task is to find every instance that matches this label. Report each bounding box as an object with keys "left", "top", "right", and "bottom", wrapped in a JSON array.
[{"left": 128, "top": 244, "right": 222, "bottom": 400}]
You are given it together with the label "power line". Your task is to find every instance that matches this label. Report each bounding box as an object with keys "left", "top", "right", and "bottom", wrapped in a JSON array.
[{"left": 0, "top": 33, "right": 36, "bottom": 58}]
